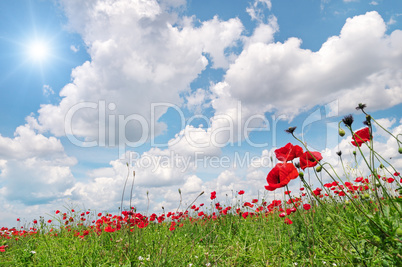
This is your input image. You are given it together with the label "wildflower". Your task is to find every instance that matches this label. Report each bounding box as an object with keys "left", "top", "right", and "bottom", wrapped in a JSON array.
[
  {"left": 55, "top": 210, "right": 60, "bottom": 214},
  {"left": 285, "top": 127, "right": 297, "bottom": 134},
  {"left": 284, "top": 218, "right": 293, "bottom": 224},
  {"left": 238, "top": 190, "right": 245, "bottom": 195},
  {"left": 274, "top": 143, "right": 303, "bottom": 162},
  {"left": 104, "top": 226, "right": 115, "bottom": 233},
  {"left": 387, "top": 178, "right": 395, "bottom": 183},
  {"left": 363, "top": 119, "right": 371, "bottom": 127},
  {"left": 355, "top": 177, "right": 363, "bottom": 182},
  {"left": 169, "top": 222, "right": 176, "bottom": 231},
  {"left": 303, "top": 204, "right": 311, "bottom": 210},
  {"left": 355, "top": 103, "right": 367, "bottom": 111},
  {"left": 313, "top": 188, "right": 322, "bottom": 196},
  {"left": 264, "top": 163, "right": 299, "bottom": 191},
  {"left": 299, "top": 151, "right": 323, "bottom": 170},
  {"left": 342, "top": 114, "right": 354, "bottom": 127},
  {"left": 33, "top": 220, "right": 37, "bottom": 224},
  {"left": 210, "top": 191, "right": 216, "bottom": 200},
  {"left": 138, "top": 256, "right": 144, "bottom": 261},
  {"left": 351, "top": 127, "right": 371, "bottom": 147},
  {"left": 47, "top": 220, "right": 52, "bottom": 223}
]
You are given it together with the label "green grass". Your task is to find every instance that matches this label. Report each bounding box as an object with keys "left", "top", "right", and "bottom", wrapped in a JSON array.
[
  {"left": 1, "top": 189, "right": 401, "bottom": 266},
  {"left": 1, "top": 109, "right": 402, "bottom": 266}
]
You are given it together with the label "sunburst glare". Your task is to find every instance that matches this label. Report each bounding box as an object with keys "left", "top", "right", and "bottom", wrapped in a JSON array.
[{"left": 28, "top": 40, "right": 48, "bottom": 61}]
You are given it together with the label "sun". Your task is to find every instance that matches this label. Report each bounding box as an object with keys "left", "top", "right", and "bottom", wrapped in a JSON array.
[{"left": 28, "top": 41, "right": 49, "bottom": 61}]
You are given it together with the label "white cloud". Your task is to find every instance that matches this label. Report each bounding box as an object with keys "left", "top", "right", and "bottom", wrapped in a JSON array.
[
  {"left": 246, "top": 0, "right": 272, "bottom": 22},
  {"left": 212, "top": 11, "right": 402, "bottom": 122},
  {"left": 185, "top": 88, "right": 211, "bottom": 113},
  {"left": 0, "top": 124, "right": 76, "bottom": 207},
  {"left": 387, "top": 17, "right": 396, "bottom": 26},
  {"left": 42, "top": 85, "right": 54, "bottom": 97},
  {"left": 70, "top": 45, "right": 79, "bottom": 52},
  {"left": 369, "top": 1, "right": 379, "bottom": 5},
  {"left": 34, "top": 0, "right": 243, "bottom": 144}
]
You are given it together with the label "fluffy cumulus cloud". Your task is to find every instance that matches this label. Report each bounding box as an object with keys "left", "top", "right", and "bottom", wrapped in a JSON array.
[
  {"left": 0, "top": 124, "right": 76, "bottom": 223},
  {"left": 215, "top": 11, "right": 402, "bottom": 121},
  {"left": 33, "top": 0, "right": 243, "bottom": 145}
]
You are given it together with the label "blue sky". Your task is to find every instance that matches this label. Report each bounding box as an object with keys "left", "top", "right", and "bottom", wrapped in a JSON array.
[{"left": 0, "top": 0, "right": 401, "bottom": 227}]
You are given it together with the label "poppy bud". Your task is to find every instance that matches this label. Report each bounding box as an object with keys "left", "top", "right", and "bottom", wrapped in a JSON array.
[
  {"left": 338, "top": 128, "right": 345, "bottom": 137},
  {"left": 316, "top": 165, "right": 322, "bottom": 172},
  {"left": 299, "top": 172, "right": 304, "bottom": 179},
  {"left": 326, "top": 217, "right": 332, "bottom": 223},
  {"left": 379, "top": 164, "right": 384, "bottom": 169},
  {"left": 399, "top": 147, "right": 402, "bottom": 154},
  {"left": 363, "top": 193, "right": 370, "bottom": 199},
  {"left": 353, "top": 151, "right": 356, "bottom": 156}
]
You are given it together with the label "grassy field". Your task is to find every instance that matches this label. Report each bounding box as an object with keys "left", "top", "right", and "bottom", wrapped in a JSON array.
[{"left": 1, "top": 110, "right": 401, "bottom": 266}]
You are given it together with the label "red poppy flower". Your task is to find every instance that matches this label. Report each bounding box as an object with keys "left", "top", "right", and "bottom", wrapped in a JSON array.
[
  {"left": 238, "top": 190, "right": 245, "bottom": 195},
  {"left": 299, "top": 151, "right": 323, "bottom": 170},
  {"left": 351, "top": 127, "right": 371, "bottom": 147},
  {"left": 104, "top": 226, "right": 115, "bottom": 232},
  {"left": 264, "top": 163, "right": 299, "bottom": 191},
  {"left": 303, "top": 204, "right": 311, "bottom": 210},
  {"left": 387, "top": 178, "right": 395, "bottom": 183},
  {"left": 275, "top": 143, "right": 303, "bottom": 162},
  {"left": 210, "top": 191, "right": 216, "bottom": 200},
  {"left": 284, "top": 218, "right": 293, "bottom": 225},
  {"left": 355, "top": 177, "right": 363, "bottom": 182}
]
